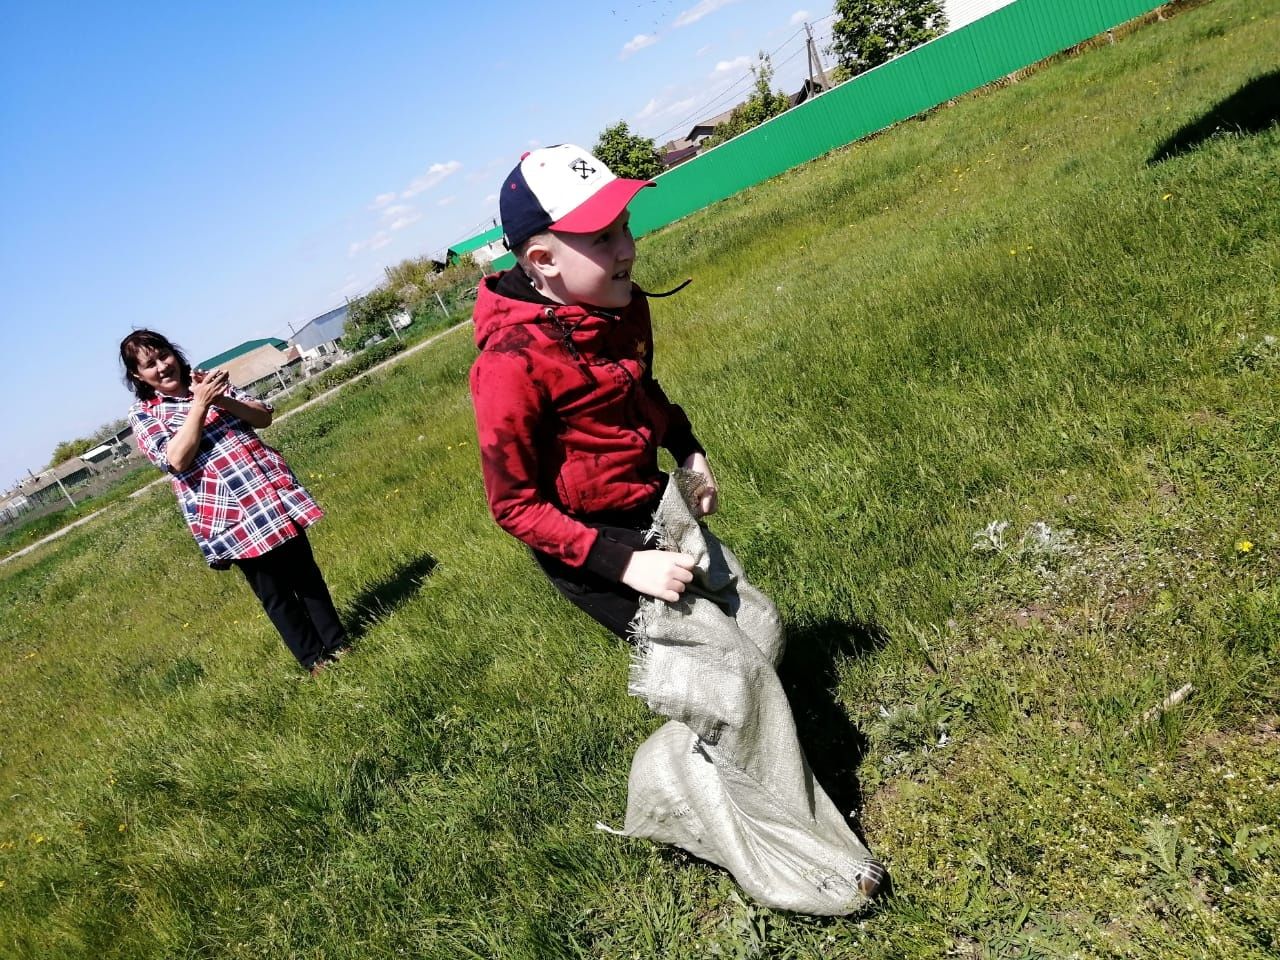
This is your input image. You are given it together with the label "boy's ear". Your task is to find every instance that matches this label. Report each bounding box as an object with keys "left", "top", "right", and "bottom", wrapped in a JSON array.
[{"left": 523, "top": 236, "right": 560, "bottom": 281}]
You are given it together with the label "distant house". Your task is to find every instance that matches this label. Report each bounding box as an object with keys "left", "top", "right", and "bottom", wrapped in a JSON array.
[
  {"left": 657, "top": 77, "right": 830, "bottom": 170},
  {"left": 449, "top": 227, "right": 504, "bottom": 266},
  {"left": 79, "top": 424, "right": 135, "bottom": 466},
  {"left": 11, "top": 458, "right": 96, "bottom": 508},
  {"left": 659, "top": 138, "right": 700, "bottom": 170},
  {"left": 684, "top": 107, "right": 736, "bottom": 147},
  {"left": 0, "top": 493, "right": 30, "bottom": 523},
  {"left": 200, "top": 338, "right": 303, "bottom": 398},
  {"left": 291, "top": 305, "right": 349, "bottom": 365}
]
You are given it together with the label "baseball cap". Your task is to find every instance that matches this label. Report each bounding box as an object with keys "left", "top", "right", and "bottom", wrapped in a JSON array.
[{"left": 499, "top": 144, "right": 655, "bottom": 250}]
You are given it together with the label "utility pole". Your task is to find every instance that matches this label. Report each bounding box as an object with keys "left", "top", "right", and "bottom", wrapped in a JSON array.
[
  {"left": 435, "top": 291, "right": 449, "bottom": 317},
  {"left": 805, "top": 22, "right": 830, "bottom": 93},
  {"left": 387, "top": 315, "right": 403, "bottom": 343}
]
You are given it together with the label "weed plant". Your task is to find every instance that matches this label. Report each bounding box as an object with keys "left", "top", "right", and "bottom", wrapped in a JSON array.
[{"left": 1, "top": 1, "right": 1277, "bottom": 956}]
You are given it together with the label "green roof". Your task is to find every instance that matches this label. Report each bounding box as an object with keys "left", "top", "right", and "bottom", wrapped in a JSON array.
[
  {"left": 447, "top": 226, "right": 502, "bottom": 260},
  {"left": 199, "top": 338, "right": 287, "bottom": 369}
]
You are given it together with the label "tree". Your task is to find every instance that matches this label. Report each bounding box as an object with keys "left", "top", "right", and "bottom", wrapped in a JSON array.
[
  {"left": 341, "top": 285, "right": 403, "bottom": 350},
  {"left": 830, "top": 0, "right": 947, "bottom": 78},
  {"left": 383, "top": 254, "right": 441, "bottom": 309},
  {"left": 593, "top": 121, "right": 663, "bottom": 180},
  {"left": 702, "top": 53, "right": 792, "bottom": 149}
]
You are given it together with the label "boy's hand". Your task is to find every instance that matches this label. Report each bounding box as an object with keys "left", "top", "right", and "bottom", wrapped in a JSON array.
[
  {"left": 681, "top": 451, "right": 718, "bottom": 517},
  {"left": 622, "top": 550, "right": 697, "bottom": 603}
]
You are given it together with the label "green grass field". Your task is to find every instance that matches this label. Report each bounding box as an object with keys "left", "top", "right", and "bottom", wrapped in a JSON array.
[{"left": 2, "top": 1, "right": 1277, "bottom": 956}]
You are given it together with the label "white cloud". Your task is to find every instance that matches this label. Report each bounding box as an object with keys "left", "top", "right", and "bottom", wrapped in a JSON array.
[
  {"left": 634, "top": 94, "right": 699, "bottom": 125},
  {"left": 621, "top": 33, "right": 657, "bottom": 58},
  {"left": 389, "top": 213, "right": 421, "bottom": 231},
  {"left": 482, "top": 193, "right": 498, "bottom": 205},
  {"left": 348, "top": 230, "right": 394, "bottom": 258},
  {"left": 437, "top": 195, "right": 457, "bottom": 207},
  {"left": 381, "top": 204, "right": 412, "bottom": 219},
  {"left": 789, "top": 9, "right": 810, "bottom": 25},
  {"left": 695, "top": 43, "right": 712, "bottom": 56},
  {"left": 713, "top": 55, "right": 751, "bottom": 75},
  {"left": 371, "top": 192, "right": 397, "bottom": 208},
  {"left": 674, "top": 0, "right": 738, "bottom": 28},
  {"left": 635, "top": 97, "right": 662, "bottom": 121},
  {"left": 331, "top": 274, "right": 367, "bottom": 300},
  {"left": 401, "top": 160, "right": 462, "bottom": 198},
  {"left": 466, "top": 158, "right": 504, "bottom": 184}
]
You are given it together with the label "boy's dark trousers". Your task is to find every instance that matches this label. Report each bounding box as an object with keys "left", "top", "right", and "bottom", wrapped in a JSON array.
[
  {"left": 233, "top": 531, "right": 347, "bottom": 668},
  {"left": 534, "top": 496, "right": 661, "bottom": 640}
]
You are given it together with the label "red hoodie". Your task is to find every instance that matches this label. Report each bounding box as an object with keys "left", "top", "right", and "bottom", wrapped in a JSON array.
[{"left": 470, "top": 269, "right": 701, "bottom": 578}]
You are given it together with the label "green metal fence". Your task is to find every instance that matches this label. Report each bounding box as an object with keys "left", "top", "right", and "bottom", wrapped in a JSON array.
[{"left": 475, "top": 0, "right": 1166, "bottom": 271}]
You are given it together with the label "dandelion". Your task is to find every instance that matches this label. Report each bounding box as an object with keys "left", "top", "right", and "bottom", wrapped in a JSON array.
[
  {"left": 1236, "top": 540, "right": 1253, "bottom": 553},
  {"left": 31, "top": 834, "right": 44, "bottom": 844},
  {"left": 1009, "top": 248, "right": 1018, "bottom": 256},
  {"left": 118, "top": 823, "right": 127, "bottom": 833},
  {"left": 1161, "top": 193, "right": 1173, "bottom": 201}
]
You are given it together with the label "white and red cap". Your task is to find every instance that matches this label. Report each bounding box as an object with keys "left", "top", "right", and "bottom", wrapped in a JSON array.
[{"left": 499, "top": 144, "right": 654, "bottom": 250}]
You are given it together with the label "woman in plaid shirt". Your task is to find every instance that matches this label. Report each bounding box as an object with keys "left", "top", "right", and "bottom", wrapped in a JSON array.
[{"left": 121, "top": 329, "right": 349, "bottom": 677}]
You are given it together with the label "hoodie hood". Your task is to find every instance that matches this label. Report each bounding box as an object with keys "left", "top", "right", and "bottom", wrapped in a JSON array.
[{"left": 472, "top": 269, "right": 637, "bottom": 356}]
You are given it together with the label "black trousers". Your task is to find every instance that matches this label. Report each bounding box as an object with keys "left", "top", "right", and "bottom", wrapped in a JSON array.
[
  {"left": 234, "top": 531, "right": 347, "bottom": 668},
  {"left": 533, "top": 497, "right": 660, "bottom": 640}
]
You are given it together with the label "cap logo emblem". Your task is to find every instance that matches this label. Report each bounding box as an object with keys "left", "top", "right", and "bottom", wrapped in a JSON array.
[{"left": 570, "top": 158, "right": 596, "bottom": 180}]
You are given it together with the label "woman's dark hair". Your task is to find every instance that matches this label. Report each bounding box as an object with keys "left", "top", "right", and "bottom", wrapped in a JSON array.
[{"left": 119, "top": 329, "right": 192, "bottom": 400}]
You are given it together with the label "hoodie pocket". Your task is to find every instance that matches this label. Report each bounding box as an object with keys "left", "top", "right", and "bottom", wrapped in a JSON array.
[{"left": 557, "top": 452, "right": 604, "bottom": 515}]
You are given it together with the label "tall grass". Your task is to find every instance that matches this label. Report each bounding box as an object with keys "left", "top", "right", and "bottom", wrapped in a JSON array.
[{"left": 2, "top": 1, "right": 1277, "bottom": 956}]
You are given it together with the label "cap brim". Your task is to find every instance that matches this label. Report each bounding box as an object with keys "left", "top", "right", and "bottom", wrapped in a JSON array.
[{"left": 549, "top": 178, "right": 654, "bottom": 234}]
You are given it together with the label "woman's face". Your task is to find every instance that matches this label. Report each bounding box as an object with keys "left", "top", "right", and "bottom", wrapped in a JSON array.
[{"left": 133, "top": 348, "right": 188, "bottom": 396}]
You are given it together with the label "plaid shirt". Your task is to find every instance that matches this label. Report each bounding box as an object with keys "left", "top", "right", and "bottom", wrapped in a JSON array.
[{"left": 128, "top": 386, "right": 323, "bottom": 568}]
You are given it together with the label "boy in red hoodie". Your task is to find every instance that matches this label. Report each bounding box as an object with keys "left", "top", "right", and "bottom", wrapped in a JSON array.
[
  {"left": 469, "top": 144, "right": 715, "bottom": 636},
  {"left": 470, "top": 146, "right": 886, "bottom": 913}
]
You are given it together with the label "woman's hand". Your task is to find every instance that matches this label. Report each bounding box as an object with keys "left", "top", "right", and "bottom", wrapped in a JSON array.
[
  {"left": 622, "top": 550, "right": 697, "bottom": 603},
  {"left": 191, "top": 368, "right": 229, "bottom": 409},
  {"left": 681, "top": 451, "right": 718, "bottom": 517},
  {"left": 164, "top": 368, "right": 228, "bottom": 471}
]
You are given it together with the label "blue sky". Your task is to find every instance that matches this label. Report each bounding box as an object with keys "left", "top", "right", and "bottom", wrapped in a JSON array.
[{"left": 0, "top": 0, "right": 1002, "bottom": 491}]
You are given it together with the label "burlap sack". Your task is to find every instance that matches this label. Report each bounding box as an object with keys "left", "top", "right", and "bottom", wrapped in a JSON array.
[{"left": 617, "top": 471, "right": 883, "bottom": 915}]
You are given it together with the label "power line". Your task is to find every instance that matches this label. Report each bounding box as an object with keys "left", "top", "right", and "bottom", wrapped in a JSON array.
[{"left": 648, "top": 17, "right": 835, "bottom": 144}]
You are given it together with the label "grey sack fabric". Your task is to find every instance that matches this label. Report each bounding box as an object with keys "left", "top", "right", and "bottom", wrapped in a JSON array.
[{"left": 619, "top": 471, "right": 882, "bottom": 915}]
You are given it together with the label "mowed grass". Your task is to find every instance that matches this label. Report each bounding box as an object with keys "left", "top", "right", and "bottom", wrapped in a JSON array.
[{"left": 3, "top": 1, "right": 1278, "bottom": 955}]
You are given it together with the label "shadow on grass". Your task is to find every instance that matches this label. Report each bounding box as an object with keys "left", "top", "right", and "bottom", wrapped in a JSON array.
[
  {"left": 346, "top": 553, "right": 437, "bottom": 640},
  {"left": 779, "top": 617, "right": 888, "bottom": 830},
  {"left": 1149, "top": 70, "right": 1280, "bottom": 163}
]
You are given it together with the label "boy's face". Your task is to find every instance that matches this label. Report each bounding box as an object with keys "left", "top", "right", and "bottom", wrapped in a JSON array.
[{"left": 543, "top": 209, "right": 636, "bottom": 309}]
